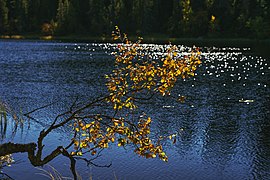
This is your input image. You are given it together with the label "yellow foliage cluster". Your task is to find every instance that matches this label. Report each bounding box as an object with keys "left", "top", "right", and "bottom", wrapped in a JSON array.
[
  {"left": 0, "top": 154, "right": 14, "bottom": 168},
  {"left": 71, "top": 115, "right": 168, "bottom": 161},
  {"left": 70, "top": 26, "right": 201, "bottom": 162},
  {"left": 107, "top": 26, "right": 201, "bottom": 110}
]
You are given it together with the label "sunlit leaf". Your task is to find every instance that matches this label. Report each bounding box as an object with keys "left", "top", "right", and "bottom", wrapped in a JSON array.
[
  {"left": 91, "top": 150, "right": 97, "bottom": 156},
  {"left": 77, "top": 152, "right": 83, "bottom": 156}
]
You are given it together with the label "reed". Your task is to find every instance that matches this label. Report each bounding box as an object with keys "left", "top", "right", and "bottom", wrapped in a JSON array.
[
  {"left": 36, "top": 164, "right": 82, "bottom": 180},
  {"left": 0, "top": 100, "right": 23, "bottom": 141}
]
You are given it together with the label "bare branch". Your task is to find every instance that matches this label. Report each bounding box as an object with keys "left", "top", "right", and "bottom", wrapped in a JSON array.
[{"left": 23, "top": 102, "right": 56, "bottom": 116}]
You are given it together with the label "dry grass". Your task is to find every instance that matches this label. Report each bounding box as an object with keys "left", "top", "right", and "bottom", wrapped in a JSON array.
[
  {"left": 0, "top": 35, "right": 24, "bottom": 39},
  {"left": 10, "top": 35, "right": 24, "bottom": 39},
  {"left": 36, "top": 164, "right": 74, "bottom": 180},
  {"left": 0, "top": 35, "right": 10, "bottom": 39},
  {"left": 40, "top": 35, "right": 54, "bottom": 40}
]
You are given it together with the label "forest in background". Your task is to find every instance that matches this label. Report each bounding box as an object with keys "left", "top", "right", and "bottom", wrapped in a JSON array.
[{"left": 0, "top": 0, "right": 270, "bottom": 39}]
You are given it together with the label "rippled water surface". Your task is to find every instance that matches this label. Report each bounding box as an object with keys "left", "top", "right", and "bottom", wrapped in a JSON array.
[{"left": 0, "top": 40, "right": 270, "bottom": 179}]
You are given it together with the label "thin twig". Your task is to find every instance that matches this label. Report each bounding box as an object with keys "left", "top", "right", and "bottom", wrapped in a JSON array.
[
  {"left": 24, "top": 102, "right": 56, "bottom": 116},
  {"left": 0, "top": 172, "right": 15, "bottom": 180}
]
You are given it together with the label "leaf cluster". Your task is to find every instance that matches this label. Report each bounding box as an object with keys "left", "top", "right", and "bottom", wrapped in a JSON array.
[{"left": 69, "top": 26, "right": 202, "bottom": 162}]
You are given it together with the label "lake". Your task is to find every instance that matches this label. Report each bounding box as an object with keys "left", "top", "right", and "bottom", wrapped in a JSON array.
[{"left": 0, "top": 39, "right": 269, "bottom": 179}]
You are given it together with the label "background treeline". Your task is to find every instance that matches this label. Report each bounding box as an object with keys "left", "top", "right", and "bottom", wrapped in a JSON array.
[{"left": 0, "top": 0, "right": 270, "bottom": 38}]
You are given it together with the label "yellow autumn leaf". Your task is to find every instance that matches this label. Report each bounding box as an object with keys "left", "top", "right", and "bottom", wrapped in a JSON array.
[
  {"left": 162, "top": 157, "right": 168, "bottom": 162},
  {"left": 80, "top": 142, "right": 87, "bottom": 148},
  {"left": 103, "top": 143, "right": 109, "bottom": 148},
  {"left": 146, "top": 117, "right": 151, "bottom": 124},
  {"left": 91, "top": 150, "right": 97, "bottom": 156},
  {"left": 107, "top": 127, "right": 112, "bottom": 132},
  {"left": 211, "top": 15, "right": 216, "bottom": 21},
  {"left": 74, "top": 140, "right": 79, "bottom": 147},
  {"left": 111, "top": 137, "right": 115, "bottom": 142},
  {"left": 85, "top": 124, "right": 91, "bottom": 129},
  {"left": 159, "top": 152, "right": 166, "bottom": 156}
]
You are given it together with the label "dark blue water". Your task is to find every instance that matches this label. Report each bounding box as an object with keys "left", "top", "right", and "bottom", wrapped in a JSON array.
[{"left": 0, "top": 40, "right": 270, "bottom": 179}]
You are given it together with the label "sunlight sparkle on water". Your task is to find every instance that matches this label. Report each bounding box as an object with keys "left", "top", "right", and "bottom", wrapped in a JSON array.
[{"left": 71, "top": 43, "right": 269, "bottom": 93}]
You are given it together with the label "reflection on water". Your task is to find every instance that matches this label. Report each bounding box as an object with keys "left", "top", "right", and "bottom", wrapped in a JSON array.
[{"left": 0, "top": 40, "right": 269, "bottom": 179}]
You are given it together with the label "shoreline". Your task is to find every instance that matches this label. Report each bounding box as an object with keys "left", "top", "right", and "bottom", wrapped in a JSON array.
[
  {"left": 1, "top": 34, "right": 269, "bottom": 45},
  {"left": 1, "top": 34, "right": 270, "bottom": 56}
]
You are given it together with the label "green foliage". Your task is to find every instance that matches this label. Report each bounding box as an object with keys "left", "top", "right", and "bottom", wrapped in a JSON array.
[
  {"left": 0, "top": 0, "right": 270, "bottom": 38},
  {"left": 0, "top": 0, "right": 9, "bottom": 33},
  {"left": 56, "top": 0, "right": 70, "bottom": 34},
  {"left": 88, "top": 0, "right": 112, "bottom": 35},
  {"left": 182, "top": 0, "right": 193, "bottom": 24},
  {"left": 189, "top": 10, "right": 209, "bottom": 37},
  {"left": 246, "top": 16, "right": 269, "bottom": 38}
]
